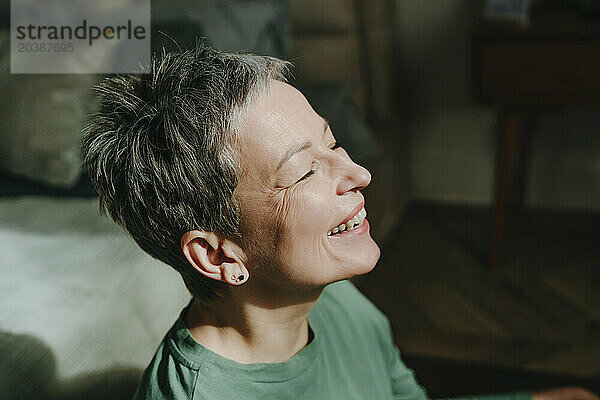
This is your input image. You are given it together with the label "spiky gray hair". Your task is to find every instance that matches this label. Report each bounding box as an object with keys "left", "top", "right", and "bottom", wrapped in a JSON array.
[{"left": 81, "top": 43, "right": 291, "bottom": 302}]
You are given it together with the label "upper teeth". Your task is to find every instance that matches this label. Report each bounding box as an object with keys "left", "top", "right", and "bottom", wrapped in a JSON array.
[{"left": 327, "top": 207, "right": 367, "bottom": 236}]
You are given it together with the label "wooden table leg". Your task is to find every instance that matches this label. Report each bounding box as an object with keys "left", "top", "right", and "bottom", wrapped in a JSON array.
[
  {"left": 516, "top": 118, "right": 532, "bottom": 209},
  {"left": 491, "top": 112, "right": 519, "bottom": 271}
]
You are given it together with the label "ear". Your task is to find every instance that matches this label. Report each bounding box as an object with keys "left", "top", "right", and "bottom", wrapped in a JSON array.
[{"left": 181, "top": 230, "right": 249, "bottom": 285}]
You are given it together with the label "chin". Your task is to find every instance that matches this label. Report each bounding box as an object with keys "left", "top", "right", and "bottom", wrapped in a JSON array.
[{"left": 339, "top": 240, "right": 381, "bottom": 280}]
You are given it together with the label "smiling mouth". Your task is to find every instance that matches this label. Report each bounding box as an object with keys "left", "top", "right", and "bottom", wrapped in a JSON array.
[{"left": 327, "top": 207, "right": 367, "bottom": 236}]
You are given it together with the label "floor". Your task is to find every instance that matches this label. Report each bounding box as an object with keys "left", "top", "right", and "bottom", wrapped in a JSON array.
[{"left": 355, "top": 202, "right": 600, "bottom": 390}]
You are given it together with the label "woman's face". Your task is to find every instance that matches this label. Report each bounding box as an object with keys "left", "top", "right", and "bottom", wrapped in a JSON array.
[{"left": 233, "top": 80, "right": 380, "bottom": 290}]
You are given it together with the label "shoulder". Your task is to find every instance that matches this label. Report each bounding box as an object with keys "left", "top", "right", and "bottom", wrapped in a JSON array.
[{"left": 133, "top": 320, "right": 201, "bottom": 400}]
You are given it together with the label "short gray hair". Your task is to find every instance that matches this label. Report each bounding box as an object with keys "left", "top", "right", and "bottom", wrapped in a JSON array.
[{"left": 81, "top": 43, "right": 291, "bottom": 303}]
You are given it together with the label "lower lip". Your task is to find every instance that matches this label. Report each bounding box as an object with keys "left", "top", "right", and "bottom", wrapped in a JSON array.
[{"left": 328, "top": 218, "right": 369, "bottom": 239}]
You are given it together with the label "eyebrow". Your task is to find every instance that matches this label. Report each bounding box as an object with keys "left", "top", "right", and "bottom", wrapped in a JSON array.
[
  {"left": 276, "top": 140, "right": 312, "bottom": 172},
  {"left": 275, "top": 117, "right": 330, "bottom": 172}
]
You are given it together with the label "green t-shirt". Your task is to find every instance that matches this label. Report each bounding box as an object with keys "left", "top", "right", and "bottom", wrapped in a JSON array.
[{"left": 133, "top": 280, "right": 532, "bottom": 400}]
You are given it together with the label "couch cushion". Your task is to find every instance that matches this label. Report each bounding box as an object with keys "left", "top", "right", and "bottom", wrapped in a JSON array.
[
  {"left": 151, "top": 0, "right": 291, "bottom": 58},
  {"left": 0, "top": 197, "right": 190, "bottom": 398},
  {"left": 289, "top": 0, "right": 357, "bottom": 34},
  {"left": 0, "top": 31, "right": 98, "bottom": 187},
  {"left": 293, "top": 35, "right": 365, "bottom": 110}
]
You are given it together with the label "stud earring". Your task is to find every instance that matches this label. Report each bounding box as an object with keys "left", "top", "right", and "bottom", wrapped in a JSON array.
[{"left": 230, "top": 274, "right": 245, "bottom": 283}]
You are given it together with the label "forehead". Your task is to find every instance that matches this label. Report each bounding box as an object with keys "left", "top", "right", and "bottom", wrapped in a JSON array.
[{"left": 236, "top": 80, "right": 322, "bottom": 172}]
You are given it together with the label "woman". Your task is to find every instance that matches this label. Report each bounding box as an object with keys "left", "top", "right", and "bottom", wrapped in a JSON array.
[{"left": 82, "top": 44, "right": 598, "bottom": 400}]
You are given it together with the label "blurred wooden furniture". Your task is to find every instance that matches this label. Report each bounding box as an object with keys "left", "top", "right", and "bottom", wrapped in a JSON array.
[{"left": 469, "top": 7, "right": 600, "bottom": 270}]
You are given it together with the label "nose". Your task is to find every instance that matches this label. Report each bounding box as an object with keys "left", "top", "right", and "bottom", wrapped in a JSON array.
[{"left": 335, "top": 156, "right": 372, "bottom": 195}]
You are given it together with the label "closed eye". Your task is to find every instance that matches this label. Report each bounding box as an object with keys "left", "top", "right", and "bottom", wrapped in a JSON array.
[
  {"left": 330, "top": 142, "right": 342, "bottom": 150},
  {"left": 296, "top": 167, "right": 316, "bottom": 183}
]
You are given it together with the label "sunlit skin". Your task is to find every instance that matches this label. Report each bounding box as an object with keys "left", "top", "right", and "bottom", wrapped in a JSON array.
[
  {"left": 178, "top": 81, "right": 600, "bottom": 400},
  {"left": 180, "top": 79, "right": 380, "bottom": 363},
  {"left": 233, "top": 80, "right": 380, "bottom": 291}
]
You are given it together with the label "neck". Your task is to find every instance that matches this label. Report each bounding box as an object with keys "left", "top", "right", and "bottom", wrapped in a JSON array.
[{"left": 185, "top": 282, "right": 323, "bottom": 364}]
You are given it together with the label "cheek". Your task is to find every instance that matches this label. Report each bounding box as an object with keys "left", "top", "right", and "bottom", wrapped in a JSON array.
[
  {"left": 267, "top": 187, "right": 333, "bottom": 281},
  {"left": 275, "top": 185, "right": 331, "bottom": 238},
  {"left": 266, "top": 187, "right": 332, "bottom": 275}
]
